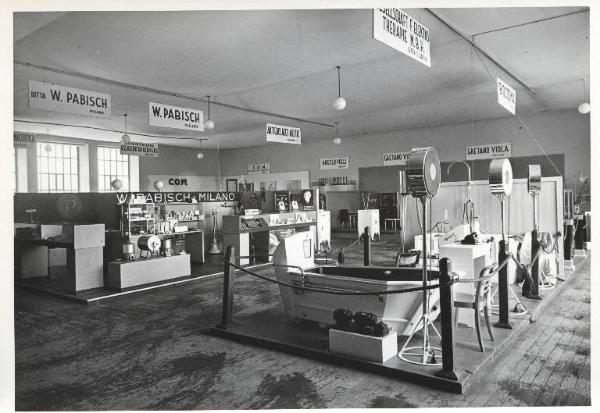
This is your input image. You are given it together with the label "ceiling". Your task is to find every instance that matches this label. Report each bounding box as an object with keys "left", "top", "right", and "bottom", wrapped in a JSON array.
[{"left": 13, "top": 7, "right": 590, "bottom": 150}]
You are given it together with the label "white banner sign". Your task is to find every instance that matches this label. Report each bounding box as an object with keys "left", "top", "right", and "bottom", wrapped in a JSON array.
[
  {"left": 373, "top": 9, "right": 431, "bottom": 67},
  {"left": 266, "top": 123, "right": 301, "bottom": 145},
  {"left": 320, "top": 157, "right": 349, "bottom": 170},
  {"left": 120, "top": 141, "right": 159, "bottom": 158},
  {"left": 28, "top": 80, "right": 111, "bottom": 118},
  {"left": 248, "top": 163, "right": 271, "bottom": 174},
  {"left": 466, "top": 143, "right": 512, "bottom": 160},
  {"left": 383, "top": 151, "right": 410, "bottom": 166},
  {"left": 497, "top": 78, "right": 516, "bottom": 115},
  {"left": 149, "top": 102, "right": 204, "bottom": 131}
]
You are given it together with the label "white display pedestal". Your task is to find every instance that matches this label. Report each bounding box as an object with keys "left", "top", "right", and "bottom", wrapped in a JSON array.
[
  {"left": 439, "top": 242, "right": 494, "bottom": 327},
  {"left": 357, "top": 209, "right": 380, "bottom": 240},
  {"left": 329, "top": 329, "right": 398, "bottom": 363}
]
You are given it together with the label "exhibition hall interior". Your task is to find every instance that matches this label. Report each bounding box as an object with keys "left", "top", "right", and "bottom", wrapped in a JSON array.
[{"left": 7, "top": 4, "right": 594, "bottom": 410}]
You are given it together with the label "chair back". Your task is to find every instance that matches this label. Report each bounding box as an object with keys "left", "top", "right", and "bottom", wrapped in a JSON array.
[{"left": 475, "top": 264, "right": 497, "bottom": 309}]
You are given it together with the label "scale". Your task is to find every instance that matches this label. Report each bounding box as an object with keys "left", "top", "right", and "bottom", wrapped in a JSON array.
[{"left": 398, "top": 147, "right": 443, "bottom": 366}]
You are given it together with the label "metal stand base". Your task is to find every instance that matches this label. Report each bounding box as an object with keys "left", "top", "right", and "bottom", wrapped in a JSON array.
[
  {"left": 207, "top": 242, "right": 222, "bottom": 255},
  {"left": 398, "top": 314, "right": 442, "bottom": 366}
]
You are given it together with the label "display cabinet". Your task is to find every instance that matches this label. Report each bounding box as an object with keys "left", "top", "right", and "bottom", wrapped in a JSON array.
[
  {"left": 120, "top": 202, "right": 156, "bottom": 236},
  {"left": 156, "top": 202, "right": 204, "bottom": 233}
]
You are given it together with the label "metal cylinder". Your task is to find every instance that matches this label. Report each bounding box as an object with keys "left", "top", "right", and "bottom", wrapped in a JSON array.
[
  {"left": 406, "top": 147, "right": 441, "bottom": 198},
  {"left": 489, "top": 158, "right": 513, "bottom": 196},
  {"left": 138, "top": 235, "right": 161, "bottom": 253},
  {"left": 121, "top": 242, "right": 135, "bottom": 260}
]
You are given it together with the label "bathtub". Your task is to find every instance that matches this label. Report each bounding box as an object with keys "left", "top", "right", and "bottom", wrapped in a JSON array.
[{"left": 273, "top": 231, "right": 440, "bottom": 336}]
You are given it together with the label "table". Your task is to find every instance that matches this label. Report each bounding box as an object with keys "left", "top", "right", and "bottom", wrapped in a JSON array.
[{"left": 384, "top": 218, "right": 402, "bottom": 232}]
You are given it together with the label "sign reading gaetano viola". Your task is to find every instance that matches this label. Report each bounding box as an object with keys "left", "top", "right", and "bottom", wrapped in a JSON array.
[
  {"left": 466, "top": 143, "right": 511, "bottom": 160},
  {"left": 373, "top": 9, "right": 431, "bottom": 67},
  {"left": 28, "top": 80, "right": 111, "bottom": 118},
  {"left": 320, "top": 157, "right": 349, "bottom": 170},
  {"left": 149, "top": 102, "right": 204, "bottom": 131},
  {"left": 266, "top": 123, "right": 301, "bottom": 145},
  {"left": 13, "top": 132, "right": 36, "bottom": 147},
  {"left": 497, "top": 78, "right": 516, "bottom": 115},
  {"left": 383, "top": 151, "right": 410, "bottom": 166},
  {"left": 120, "top": 141, "right": 159, "bottom": 158}
]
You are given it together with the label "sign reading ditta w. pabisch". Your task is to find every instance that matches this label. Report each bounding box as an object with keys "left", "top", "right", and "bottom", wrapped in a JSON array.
[
  {"left": 120, "top": 141, "right": 159, "bottom": 158},
  {"left": 373, "top": 9, "right": 431, "bottom": 67},
  {"left": 497, "top": 78, "right": 516, "bottom": 115},
  {"left": 28, "top": 80, "right": 111, "bottom": 118},
  {"left": 320, "top": 157, "right": 349, "bottom": 170},
  {"left": 383, "top": 151, "right": 410, "bottom": 166},
  {"left": 149, "top": 102, "right": 204, "bottom": 131},
  {"left": 466, "top": 143, "right": 511, "bottom": 160},
  {"left": 266, "top": 123, "right": 301, "bottom": 145}
]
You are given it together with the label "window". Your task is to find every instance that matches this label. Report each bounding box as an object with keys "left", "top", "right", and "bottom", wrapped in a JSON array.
[
  {"left": 97, "top": 146, "right": 130, "bottom": 192},
  {"left": 37, "top": 142, "right": 79, "bottom": 192}
]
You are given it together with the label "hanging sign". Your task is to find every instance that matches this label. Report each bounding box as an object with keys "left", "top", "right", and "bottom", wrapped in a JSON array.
[
  {"left": 373, "top": 9, "right": 431, "bottom": 67},
  {"left": 320, "top": 157, "right": 349, "bottom": 170},
  {"left": 13, "top": 132, "right": 36, "bottom": 147},
  {"left": 28, "top": 80, "right": 111, "bottom": 118},
  {"left": 115, "top": 192, "right": 238, "bottom": 204},
  {"left": 120, "top": 141, "right": 159, "bottom": 158},
  {"left": 149, "top": 102, "right": 204, "bottom": 131},
  {"left": 466, "top": 143, "right": 512, "bottom": 160},
  {"left": 248, "top": 163, "right": 271, "bottom": 174},
  {"left": 383, "top": 151, "right": 410, "bottom": 166},
  {"left": 497, "top": 78, "right": 516, "bottom": 115},
  {"left": 266, "top": 123, "right": 301, "bottom": 145}
]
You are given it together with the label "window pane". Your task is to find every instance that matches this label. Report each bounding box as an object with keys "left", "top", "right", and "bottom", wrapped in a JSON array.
[
  {"left": 56, "top": 175, "right": 63, "bottom": 191},
  {"left": 40, "top": 174, "right": 48, "bottom": 191},
  {"left": 64, "top": 176, "right": 71, "bottom": 191},
  {"left": 71, "top": 159, "right": 78, "bottom": 174},
  {"left": 40, "top": 157, "right": 48, "bottom": 173},
  {"left": 97, "top": 147, "right": 104, "bottom": 160},
  {"left": 72, "top": 175, "right": 78, "bottom": 191},
  {"left": 49, "top": 175, "right": 56, "bottom": 191},
  {"left": 116, "top": 162, "right": 123, "bottom": 176},
  {"left": 56, "top": 158, "right": 63, "bottom": 173},
  {"left": 48, "top": 158, "right": 56, "bottom": 173}
]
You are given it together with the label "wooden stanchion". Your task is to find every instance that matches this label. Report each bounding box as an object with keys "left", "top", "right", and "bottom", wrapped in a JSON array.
[
  {"left": 218, "top": 246, "right": 235, "bottom": 329},
  {"left": 495, "top": 240, "right": 512, "bottom": 329},
  {"left": 435, "top": 257, "right": 458, "bottom": 381},
  {"left": 363, "top": 226, "right": 371, "bottom": 267}
]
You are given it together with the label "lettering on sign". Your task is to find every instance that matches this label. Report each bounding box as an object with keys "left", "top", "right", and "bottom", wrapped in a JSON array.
[
  {"left": 466, "top": 143, "right": 512, "bottom": 160},
  {"left": 149, "top": 102, "right": 204, "bottom": 131},
  {"left": 14, "top": 132, "right": 35, "bottom": 146},
  {"left": 320, "top": 157, "right": 349, "bottom": 170},
  {"left": 248, "top": 163, "right": 271, "bottom": 174},
  {"left": 373, "top": 9, "right": 431, "bottom": 67},
  {"left": 115, "top": 192, "right": 238, "bottom": 204},
  {"left": 266, "top": 123, "right": 301, "bottom": 145},
  {"left": 168, "top": 178, "right": 188, "bottom": 185},
  {"left": 383, "top": 151, "right": 410, "bottom": 166},
  {"left": 120, "top": 141, "right": 159, "bottom": 158},
  {"left": 497, "top": 78, "right": 516, "bottom": 115},
  {"left": 28, "top": 80, "right": 111, "bottom": 118}
]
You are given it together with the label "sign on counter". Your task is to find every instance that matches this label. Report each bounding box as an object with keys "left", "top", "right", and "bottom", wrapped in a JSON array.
[
  {"left": 383, "top": 151, "right": 410, "bottom": 166},
  {"left": 28, "top": 80, "right": 111, "bottom": 118},
  {"left": 149, "top": 102, "right": 204, "bottom": 131},
  {"left": 120, "top": 141, "right": 159, "bottom": 158},
  {"left": 266, "top": 123, "right": 301, "bottom": 145},
  {"left": 248, "top": 162, "right": 271, "bottom": 174},
  {"left": 497, "top": 78, "right": 516, "bottom": 115},
  {"left": 14, "top": 132, "right": 35, "bottom": 147},
  {"left": 466, "top": 143, "right": 512, "bottom": 160},
  {"left": 373, "top": 9, "right": 431, "bottom": 67},
  {"left": 320, "top": 157, "right": 349, "bottom": 170}
]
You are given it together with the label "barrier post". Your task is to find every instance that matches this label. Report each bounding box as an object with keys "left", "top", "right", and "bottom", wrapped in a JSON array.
[
  {"left": 530, "top": 230, "right": 541, "bottom": 299},
  {"left": 363, "top": 226, "right": 371, "bottom": 266},
  {"left": 435, "top": 257, "right": 458, "bottom": 381},
  {"left": 495, "top": 240, "right": 512, "bottom": 329},
  {"left": 564, "top": 222, "right": 574, "bottom": 261},
  {"left": 218, "top": 246, "right": 235, "bottom": 329}
]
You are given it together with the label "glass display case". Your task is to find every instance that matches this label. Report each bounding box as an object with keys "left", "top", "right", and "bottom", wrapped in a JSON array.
[{"left": 120, "top": 202, "right": 156, "bottom": 236}]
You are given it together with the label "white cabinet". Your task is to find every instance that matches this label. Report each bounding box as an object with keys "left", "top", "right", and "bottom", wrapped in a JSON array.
[
  {"left": 316, "top": 210, "right": 331, "bottom": 249},
  {"left": 357, "top": 209, "right": 380, "bottom": 240}
]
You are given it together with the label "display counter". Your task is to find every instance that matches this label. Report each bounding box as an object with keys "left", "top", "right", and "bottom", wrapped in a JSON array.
[{"left": 107, "top": 253, "right": 191, "bottom": 290}]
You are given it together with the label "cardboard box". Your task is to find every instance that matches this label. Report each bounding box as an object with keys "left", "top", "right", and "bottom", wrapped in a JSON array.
[{"left": 329, "top": 328, "right": 398, "bottom": 363}]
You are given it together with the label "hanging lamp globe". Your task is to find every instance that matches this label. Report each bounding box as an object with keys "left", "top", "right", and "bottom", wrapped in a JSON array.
[
  {"left": 197, "top": 152, "right": 205, "bottom": 160},
  {"left": 111, "top": 178, "right": 123, "bottom": 191},
  {"left": 204, "top": 119, "right": 215, "bottom": 130},
  {"left": 333, "top": 96, "right": 347, "bottom": 111},
  {"left": 578, "top": 102, "right": 590, "bottom": 114},
  {"left": 333, "top": 137, "right": 342, "bottom": 145},
  {"left": 121, "top": 134, "right": 131, "bottom": 144}
]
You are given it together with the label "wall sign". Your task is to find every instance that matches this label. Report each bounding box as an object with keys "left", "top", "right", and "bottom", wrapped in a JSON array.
[
  {"left": 497, "top": 78, "right": 516, "bottom": 115},
  {"left": 466, "top": 143, "right": 512, "bottom": 160},
  {"left": 149, "top": 102, "right": 204, "bottom": 131},
  {"left": 320, "top": 157, "right": 349, "bottom": 170},
  {"left": 28, "top": 80, "right": 111, "bottom": 118},
  {"left": 383, "top": 151, "right": 410, "bottom": 166},
  {"left": 14, "top": 132, "right": 35, "bottom": 147},
  {"left": 115, "top": 192, "right": 238, "bottom": 204},
  {"left": 248, "top": 162, "right": 271, "bottom": 174},
  {"left": 373, "top": 9, "right": 431, "bottom": 67},
  {"left": 266, "top": 123, "right": 301, "bottom": 145},
  {"left": 120, "top": 141, "right": 159, "bottom": 158}
]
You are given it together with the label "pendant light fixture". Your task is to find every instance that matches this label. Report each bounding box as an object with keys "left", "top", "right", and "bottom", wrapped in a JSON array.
[
  {"left": 197, "top": 139, "right": 205, "bottom": 160},
  {"left": 44, "top": 143, "right": 52, "bottom": 152},
  {"left": 578, "top": 78, "right": 590, "bottom": 114},
  {"left": 205, "top": 95, "right": 215, "bottom": 130},
  {"left": 333, "top": 122, "right": 342, "bottom": 145},
  {"left": 121, "top": 114, "right": 131, "bottom": 143},
  {"left": 332, "top": 65, "right": 347, "bottom": 111}
]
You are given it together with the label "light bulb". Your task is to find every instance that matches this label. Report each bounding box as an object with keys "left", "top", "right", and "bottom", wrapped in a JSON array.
[
  {"left": 111, "top": 179, "right": 123, "bottom": 191},
  {"left": 121, "top": 134, "right": 131, "bottom": 144},
  {"left": 44, "top": 143, "right": 52, "bottom": 152},
  {"left": 578, "top": 102, "right": 590, "bottom": 114},
  {"left": 197, "top": 152, "right": 205, "bottom": 160},
  {"left": 153, "top": 180, "right": 164, "bottom": 191},
  {"left": 205, "top": 119, "right": 215, "bottom": 130},
  {"left": 333, "top": 137, "right": 342, "bottom": 145},
  {"left": 333, "top": 96, "right": 347, "bottom": 111}
]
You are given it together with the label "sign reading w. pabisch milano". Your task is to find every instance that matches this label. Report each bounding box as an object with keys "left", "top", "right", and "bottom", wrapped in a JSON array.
[{"left": 116, "top": 192, "right": 238, "bottom": 204}]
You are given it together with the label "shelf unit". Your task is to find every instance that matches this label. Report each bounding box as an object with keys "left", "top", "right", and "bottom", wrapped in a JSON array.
[
  {"left": 120, "top": 202, "right": 156, "bottom": 236},
  {"left": 158, "top": 202, "right": 204, "bottom": 232}
]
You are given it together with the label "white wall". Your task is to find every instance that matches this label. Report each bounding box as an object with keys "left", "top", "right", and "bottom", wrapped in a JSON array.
[{"left": 220, "top": 109, "right": 590, "bottom": 190}]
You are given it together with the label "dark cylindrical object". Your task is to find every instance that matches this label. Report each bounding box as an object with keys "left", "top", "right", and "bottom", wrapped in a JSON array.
[
  {"left": 218, "top": 246, "right": 235, "bottom": 329},
  {"left": 564, "top": 221, "right": 574, "bottom": 260},
  {"left": 574, "top": 216, "right": 586, "bottom": 250},
  {"left": 434, "top": 257, "right": 458, "bottom": 381},
  {"left": 363, "top": 227, "right": 371, "bottom": 266},
  {"left": 495, "top": 240, "right": 512, "bottom": 329},
  {"left": 530, "top": 230, "right": 541, "bottom": 299}
]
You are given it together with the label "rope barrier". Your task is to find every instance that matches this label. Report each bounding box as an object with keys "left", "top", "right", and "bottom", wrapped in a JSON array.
[{"left": 225, "top": 259, "right": 455, "bottom": 296}]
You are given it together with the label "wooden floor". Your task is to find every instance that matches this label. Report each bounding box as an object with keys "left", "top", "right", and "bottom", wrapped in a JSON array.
[{"left": 14, "top": 234, "right": 591, "bottom": 409}]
